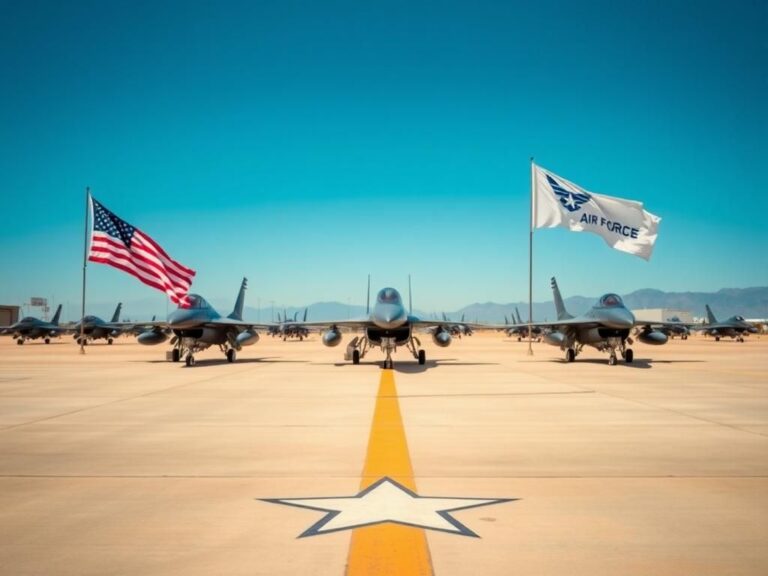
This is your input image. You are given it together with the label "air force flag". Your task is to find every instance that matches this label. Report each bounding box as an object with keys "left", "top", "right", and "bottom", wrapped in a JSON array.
[{"left": 532, "top": 164, "right": 661, "bottom": 260}]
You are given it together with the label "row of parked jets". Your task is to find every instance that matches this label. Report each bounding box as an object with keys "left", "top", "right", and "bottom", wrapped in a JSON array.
[{"left": 1, "top": 278, "right": 758, "bottom": 367}]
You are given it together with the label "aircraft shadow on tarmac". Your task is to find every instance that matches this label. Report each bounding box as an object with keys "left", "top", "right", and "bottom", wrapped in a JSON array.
[
  {"left": 318, "top": 359, "right": 499, "bottom": 373},
  {"left": 540, "top": 358, "right": 706, "bottom": 369},
  {"left": 137, "top": 357, "right": 309, "bottom": 368}
]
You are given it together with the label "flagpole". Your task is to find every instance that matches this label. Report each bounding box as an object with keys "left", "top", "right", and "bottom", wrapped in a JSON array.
[
  {"left": 80, "top": 187, "right": 90, "bottom": 354},
  {"left": 528, "top": 158, "right": 534, "bottom": 356}
]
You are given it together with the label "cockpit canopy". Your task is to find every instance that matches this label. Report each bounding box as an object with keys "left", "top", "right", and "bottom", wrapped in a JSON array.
[
  {"left": 598, "top": 293, "right": 624, "bottom": 308},
  {"left": 735, "top": 315, "right": 744, "bottom": 322},
  {"left": 377, "top": 287, "right": 401, "bottom": 304},
  {"left": 184, "top": 295, "right": 210, "bottom": 309},
  {"left": 20, "top": 317, "right": 36, "bottom": 323}
]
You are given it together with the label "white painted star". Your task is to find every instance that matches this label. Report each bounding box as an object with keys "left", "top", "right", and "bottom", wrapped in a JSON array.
[
  {"left": 565, "top": 192, "right": 577, "bottom": 209},
  {"left": 262, "top": 477, "right": 515, "bottom": 538}
]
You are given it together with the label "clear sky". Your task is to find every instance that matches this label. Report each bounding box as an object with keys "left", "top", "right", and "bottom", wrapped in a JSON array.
[{"left": 1, "top": 0, "right": 766, "bottom": 319}]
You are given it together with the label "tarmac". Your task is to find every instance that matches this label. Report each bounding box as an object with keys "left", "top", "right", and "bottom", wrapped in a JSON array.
[{"left": 0, "top": 332, "right": 766, "bottom": 575}]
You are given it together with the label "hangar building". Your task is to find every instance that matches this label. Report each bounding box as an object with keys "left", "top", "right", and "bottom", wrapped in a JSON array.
[
  {"left": 0, "top": 305, "right": 20, "bottom": 326},
  {"left": 631, "top": 308, "right": 693, "bottom": 323}
]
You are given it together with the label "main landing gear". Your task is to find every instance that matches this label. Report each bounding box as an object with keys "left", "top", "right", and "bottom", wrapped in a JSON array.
[
  {"left": 170, "top": 336, "right": 240, "bottom": 367},
  {"left": 564, "top": 338, "right": 634, "bottom": 366},
  {"left": 345, "top": 334, "right": 426, "bottom": 368}
]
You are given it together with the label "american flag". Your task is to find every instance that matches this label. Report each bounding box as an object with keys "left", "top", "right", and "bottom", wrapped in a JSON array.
[{"left": 88, "top": 196, "right": 196, "bottom": 307}]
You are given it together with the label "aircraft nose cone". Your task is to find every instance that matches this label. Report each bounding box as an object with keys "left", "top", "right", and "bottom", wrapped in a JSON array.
[
  {"left": 602, "top": 309, "right": 635, "bottom": 330},
  {"left": 374, "top": 305, "right": 407, "bottom": 329}
]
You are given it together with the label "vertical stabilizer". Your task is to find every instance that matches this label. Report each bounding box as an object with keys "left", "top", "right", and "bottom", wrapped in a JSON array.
[
  {"left": 228, "top": 278, "right": 247, "bottom": 320},
  {"left": 705, "top": 304, "right": 718, "bottom": 324},
  {"left": 51, "top": 304, "right": 62, "bottom": 325},
  {"left": 551, "top": 277, "right": 573, "bottom": 321},
  {"left": 111, "top": 303, "right": 122, "bottom": 323},
  {"left": 515, "top": 307, "right": 523, "bottom": 324},
  {"left": 303, "top": 308, "right": 308, "bottom": 322}
]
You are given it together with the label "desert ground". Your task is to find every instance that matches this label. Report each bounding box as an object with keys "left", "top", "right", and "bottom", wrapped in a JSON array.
[{"left": 0, "top": 331, "right": 766, "bottom": 575}]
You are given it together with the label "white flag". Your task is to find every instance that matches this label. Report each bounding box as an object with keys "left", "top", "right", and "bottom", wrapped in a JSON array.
[{"left": 532, "top": 164, "right": 661, "bottom": 260}]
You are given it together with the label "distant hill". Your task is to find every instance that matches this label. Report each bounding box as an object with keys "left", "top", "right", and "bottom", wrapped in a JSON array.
[
  {"left": 82, "top": 287, "right": 768, "bottom": 324},
  {"left": 457, "top": 287, "right": 768, "bottom": 323}
]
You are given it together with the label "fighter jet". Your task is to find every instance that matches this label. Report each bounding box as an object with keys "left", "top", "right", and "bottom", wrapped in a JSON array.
[
  {"left": 298, "top": 278, "right": 490, "bottom": 369},
  {"left": 651, "top": 316, "right": 690, "bottom": 340},
  {"left": 71, "top": 303, "right": 133, "bottom": 345},
  {"left": 281, "top": 308, "right": 310, "bottom": 341},
  {"left": 693, "top": 305, "right": 757, "bottom": 342},
  {"left": 506, "top": 307, "right": 544, "bottom": 341},
  {"left": 136, "top": 277, "right": 269, "bottom": 366},
  {"left": 1, "top": 304, "right": 67, "bottom": 344},
  {"left": 441, "top": 313, "right": 473, "bottom": 338},
  {"left": 507, "top": 278, "right": 670, "bottom": 365}
]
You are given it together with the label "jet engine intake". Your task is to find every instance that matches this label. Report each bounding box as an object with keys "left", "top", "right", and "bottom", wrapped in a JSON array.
[
  {"left": 432, "top": 328, "right": 452, "bottom": 348},
  {"left": 322, "top": 327, "right": 343, "bottom": 347},
  {"left": 137, "top": 330, "right": 168, "bottom": 345},
  {"left": 236, "top": 330, "right": 259, "bottom": 347}
]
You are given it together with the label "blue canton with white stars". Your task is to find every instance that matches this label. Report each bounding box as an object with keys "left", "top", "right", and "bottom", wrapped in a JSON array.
[{"left": 93, "top": 200, "right": 136, "bottom": 247}]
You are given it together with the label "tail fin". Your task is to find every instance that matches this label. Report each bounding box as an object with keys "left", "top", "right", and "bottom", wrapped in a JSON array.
[
  {"left": 293, "top": 311, "right": 298, "bottom": 322},
  {"left": 111, "top": 303, "right": 122, "bottom": 323},
  {"left": 551, "top": 277, "right": 572, "bottom": 321},
  {"left": 705, "top": 304, "right": 717, "bottom": 324},
  {"left": 228, "top": 278, "right": 247, "bottom": 320},
  {"left": 461, "top": 313, "right": 465, "bottom": 323},
  {"left": 504, "top": 315, "right": 509, "bottom": 325},
  {"left": 515, "top": 307, "right": 523, "bottom": 324},
  {"left": 51, "top": 304, "right": 62, "bottom": 325},
  {"left": 303, "top": 308, "right": 308, "bottom": 322}
]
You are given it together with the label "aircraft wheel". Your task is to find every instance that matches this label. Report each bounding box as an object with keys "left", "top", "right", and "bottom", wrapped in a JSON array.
[
  {"left": 715, "top": 336, "right": 720, "bottom": 342},
  {"left": 565, "top": 348, "right": 575, "bottom": 362},
  {"left": 185, "top": 355, "right": 195, "bottom": 367},
  {"left": 171, "top": 348, "right": 181, "bottom": 362},
  {"left": 608, "top": 355, "right": 617, "bottom": 366},
  {"left": 352, "top": 349, "right": 360, "bottom": 365},
  {"left": 625, "top": 348, "right": 634, "bottom": 363},
  {"left": 227, "top": 348, "right": 236, "bottom": 363},
  {"left": 517, "top": 337, "right": 521, "bottom": 342},
  {"left": 17, "top": 338, "right": 23, "bottom": 345},
  {"left": 44, "top": 338, "right": 50, "bottom": 344},
  {"left": 107, "top": 338, "right": 113, "bottom": 345},
  {"left": 418, "top": 349, "right": 426, "bottom": 365}
]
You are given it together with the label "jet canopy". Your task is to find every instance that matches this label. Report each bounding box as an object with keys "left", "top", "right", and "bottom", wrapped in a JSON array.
[
  {"left": 377, "top": 288, "right": 401, "bottom": 304},
  {"left": 20, "top": 317, "right": 36, "bottom": 323},
  {"left": 734, "top": 315, "right": 745, "bottom": 321},
  {"left": 598, "top": 293, "right": 624, "bottom": 308},
  {"left": 184, "top": 295, "right": 210, "bottom": 310}
]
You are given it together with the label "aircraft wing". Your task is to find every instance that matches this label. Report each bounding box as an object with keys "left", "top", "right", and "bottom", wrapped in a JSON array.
[
  {"left": 634, "top": 319, "right": 693, "bottom": 328},
  {"left": 503, "top": 319, "right": 601, "bottom": 330},
  {"left": 200, "top": 318, "right": 276, "bottom": 330},
  {"left": 409, "top": 319, "right": 508, "bottom": 331},
  {"left": 689, "top": 323, "right": 730, "bottom": 332},
  {"left": 288, "top": 319, "right": 374, "bottom": 330}
]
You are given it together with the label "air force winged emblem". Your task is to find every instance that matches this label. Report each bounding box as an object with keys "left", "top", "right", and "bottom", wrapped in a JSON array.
[{"left": 546, "top": 174, "right": 591, "bottom": 212}]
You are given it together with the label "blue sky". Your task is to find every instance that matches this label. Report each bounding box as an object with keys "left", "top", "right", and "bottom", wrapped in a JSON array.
[{"left": 1, "top": 0, "right": 766, "bottom": 319}]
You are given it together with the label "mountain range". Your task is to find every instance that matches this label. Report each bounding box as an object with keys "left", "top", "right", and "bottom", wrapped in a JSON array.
[
  {"left": 51, "top": 286, "right": 768, "bottom": 324},
  {"left": 234, "top": 286, "right": 768, "bottom": 324}
]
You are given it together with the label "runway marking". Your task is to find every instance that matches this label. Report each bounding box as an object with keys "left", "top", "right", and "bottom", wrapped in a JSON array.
[
  {"left": 261, "top": 369, "right": 513, "bottom": 574},
  {"left": 347, "top": 369, "right": 433, "bottom": 575}
]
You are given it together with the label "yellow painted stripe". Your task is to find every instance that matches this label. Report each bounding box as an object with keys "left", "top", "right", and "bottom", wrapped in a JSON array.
[{"left": 346, "top": 370, "right": 434, "bottom": 576}]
